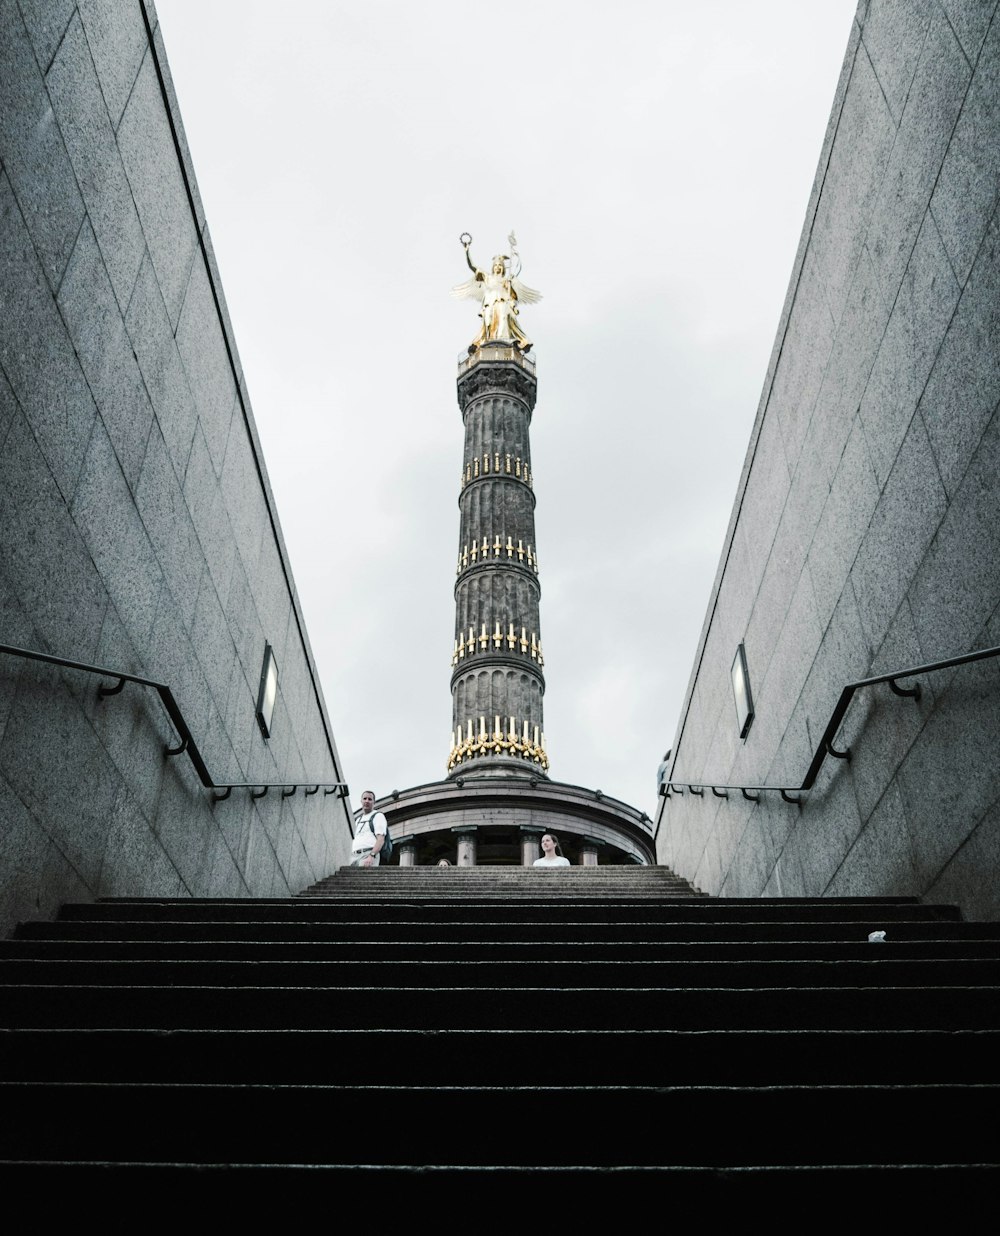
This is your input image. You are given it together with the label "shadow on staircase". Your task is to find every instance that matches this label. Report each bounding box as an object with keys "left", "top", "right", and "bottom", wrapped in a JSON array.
[{"left": 0, "top": 864, "right": 997, "bottom": 1210}]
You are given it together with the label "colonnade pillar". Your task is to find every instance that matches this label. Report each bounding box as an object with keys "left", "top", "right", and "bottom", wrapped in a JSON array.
[{"left": 454, "top": 826, "right": 478, "bottom": 866}]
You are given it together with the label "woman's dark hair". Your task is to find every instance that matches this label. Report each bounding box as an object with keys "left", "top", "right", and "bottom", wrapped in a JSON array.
[{"left": 541, "top": 832, "right": 563, "bottom": 856}]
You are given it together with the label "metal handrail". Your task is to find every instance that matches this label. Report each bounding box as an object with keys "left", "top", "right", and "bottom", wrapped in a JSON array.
[
  {"left": 659, "top": 643, "right": 1000, "bottom": 815},
  {"left": 0, "top": 642, "right": 349, "bottom": 804}
]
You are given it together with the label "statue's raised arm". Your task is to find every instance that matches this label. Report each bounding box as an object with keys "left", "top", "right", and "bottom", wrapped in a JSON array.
[{"left": 451, "top": 231, "right": 541, "bottom": 354}]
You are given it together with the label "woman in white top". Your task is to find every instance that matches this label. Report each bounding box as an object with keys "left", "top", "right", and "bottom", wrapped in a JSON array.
[{"left": 533, "top": 832, "right": 570, "bottom": 867}]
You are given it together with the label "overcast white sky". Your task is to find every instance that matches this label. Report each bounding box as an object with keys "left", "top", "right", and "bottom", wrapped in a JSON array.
[{"left": 155, "top": 0, "right": 858, "bottom": 819}]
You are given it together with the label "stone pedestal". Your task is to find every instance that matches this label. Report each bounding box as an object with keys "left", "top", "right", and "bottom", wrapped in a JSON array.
[{"left": 397, "top": 839, "right": 417, "bottom": 867}]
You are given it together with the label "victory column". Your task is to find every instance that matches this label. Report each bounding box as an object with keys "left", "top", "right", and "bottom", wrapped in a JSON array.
[{"left": 447, "top": 233, "right": 548, "bottom": 777}]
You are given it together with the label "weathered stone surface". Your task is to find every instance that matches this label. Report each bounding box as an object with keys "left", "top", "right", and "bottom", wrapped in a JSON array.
[
  {"left": 938, "top": 0, "right": 996, "bottom": 65},
  {"left": 134, "top": 424, "right": 203, "bottom": 630},
  {"left": 125, "top": 251, "right": 199, "bottom": 483},
  {"left": 807, "top": 417, "right": 881, "bottom": 634},
  {"left": 57, "top": 219, "right": 154, "bottom": 489},
  {"left": 0, "top": 663, "right": 118, "bottom": 888},
  {"left": 118, "top": 49, "right": 199, "bottom": 327},
  {"left": 919, "top": 207, "right": 1000, "bottom": 497},
  {"left": 909, "top": 403, "right": 1000, "bottom": 660},
  {"left": 16, "top": 0, "right": 76, "bottom": 73},
  {"left": 0, "top": 411, "right": 107, "bottom": 661},
  {"left": 659, "top": 4, "right": 1000, "bottom": 920},
  {"left": 77, "top": 0, "right": 148, "bottom": 129},
  {"left": 860, "top": 0, "right": 933, "bottom": 127},
  {"left": 851, "top": 416, "right": 947, "bottom": 651},
  {"left": 0, "top": 171, "right": 96, "bottom": 502},
  {"left": 866, "top": 10, "right": 970, "bottom": 306},
  {"left": 175, "top": 256, "right": 236, "bottom": 476},
  {"left": 71, "top": 420, "right": 163, "bottom": 657},
  {"left": 859, "top": 211, "right": 961, "bottom": 487},
  {"left": 930, "top": 13, "right": 1000, "bottom": 285},
  {"left": 46, "top": 11, "right": 144, "bottom": 311},
  {"left": 0, "top": 0, "right": 85, "bottom": 290}
]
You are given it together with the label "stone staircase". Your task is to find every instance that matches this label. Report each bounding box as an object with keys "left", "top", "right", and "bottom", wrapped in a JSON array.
[{"left": 0, "top": 865, "right": 997, "bottom": 1210}]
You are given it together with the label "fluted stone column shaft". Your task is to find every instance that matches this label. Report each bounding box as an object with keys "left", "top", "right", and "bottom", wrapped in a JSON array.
[
  {"left": 448, "top": 350, "right": 547, "bottom": 776},
  {"left": 521, "top": 828, "right": 542, "bottom": 866},
  {"left": 454, "top": 828, "right": 478, "bottom": 866}
]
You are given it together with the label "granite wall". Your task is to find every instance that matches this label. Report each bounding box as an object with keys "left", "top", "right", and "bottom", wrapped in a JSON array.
[
  {"left": 655, "top": 0, "right": 1000, "bottom": 920},
  {"left": 0, "top": 0, "right": 354, "bottom": 936}
]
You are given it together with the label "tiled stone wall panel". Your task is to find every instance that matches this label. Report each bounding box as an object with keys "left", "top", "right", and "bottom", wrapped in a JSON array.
[
  {"left": 850, "top": 417, "right": 947, "bottom": 650},
  {"left": 17, "top": 0, "right": 77, "bottom": 74},
  {"left": 910, "top": 405, "right": 1000, "bottom": 659},
  {"left": 928, "top": 796, "right": 1000, "bottom": 920},
  {"left": 0, "top": 172, "right": 96, "bottom": 502},
  {"left": 659, "top": 2, "right": 1000, "bottom": 920},
  {"left": 861, "top": 0, "right": 933, "bottom": 126},
  {"left": 0, "top": 780, "right": 53, "bottom": 931},
  {"left": 190, "top": 570, "right": 238, "bottom": 719},
  {"left": 866, "top": 10, "right": 970, "bottom": 304},
  {"left": 135, "top": 424, "right": 203, "bottom": 629},
  {"left": 175, "top": 256, "right": 236, "bottom": 475},
  {"left": 769, "top": 249, "right": 835, "bottom": 471},
  {"left": 929, "top": 12, "right": 1000, "bottom": 284},
  {"left": 827, "top": 779, "right": 921, "bottom": 896},
  {"left": 0, "top": 412, "right": 107, "bottom": 660},
  {"left": 57, "top": 219, "right": 154, "bottom": 489},
  {"left": 118, "top": 50, "right": 199, "bottom": 327},
  {"left": 939, "top": 0, "right": 998, "bottom": 65},
  {"left": 803, "top": 247, "right": 888, "bottom": 494},
  {"left": 808, "top": 46, "right": 895, "bottom": 325},
  {"left": 859, "top": 212, "right": 961, "bottom": 487},
  {"left": 895, "top": 658, "right": 1000, "bottom": 876},
  {"left": 124, "top": 252, "right": 198, "bottom": 482},
  {"left": 0, "top": 665, "right": 118, "bottom": 887},
  {"left": 77, "top": 0, "right": 147, "bottom": 130},
  {"left": 219, "top": 416, "right": 269, "bottom": 584},
  {"left": 806, "top": 418, "right": 880, "bottom": 634},
  {"left": 182, "top": 426, "right": 237, "bottom": 600},
  {"left": 46, "top": 13, "right": 144, "bottom": 312},
  {"left": 71, "top": 420, "right": 164, "bottom": 656},
  {"left": 0, "top": 0, "right": 84, "bottom": 291},
  {"left": 0, "top": 365, "right": 19, "bottom": 461},
  {"left": 919, "top": 208, "right": 1000, "bottom": 497}
]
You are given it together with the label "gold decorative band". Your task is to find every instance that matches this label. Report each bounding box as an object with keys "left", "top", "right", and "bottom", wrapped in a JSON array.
[
  {"left": 447, "top": 715, "right": 548, "bottom": 772},
  {"left": 452, "top": 623, "right": 543, "bottom": 666},
  {"left": 461, "top": 453, "right": 532, "bottom": 488},
  {"left": 457, "top": 536, "right": 538, "bottom": 574}
]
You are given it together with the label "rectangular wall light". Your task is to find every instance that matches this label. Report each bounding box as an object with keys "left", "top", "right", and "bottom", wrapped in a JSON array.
[
  {"left": 731, "top": 642, "right": 754, "bottom": 740},
  {"left": 256, "top": 642, "right": 278, "bottom": 739}
]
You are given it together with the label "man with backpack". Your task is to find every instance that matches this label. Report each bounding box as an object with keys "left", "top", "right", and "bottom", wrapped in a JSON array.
[{"left": 350, "top": 790, "right": 390, "bottom": 867}]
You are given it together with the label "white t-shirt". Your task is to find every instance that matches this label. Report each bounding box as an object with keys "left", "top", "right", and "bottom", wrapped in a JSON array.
[
  {"left": 352, "top": 811, "right": 387, "bottom": 855},
  {"left": 533, "top": 855, "right": 570, "bottom": 867}
]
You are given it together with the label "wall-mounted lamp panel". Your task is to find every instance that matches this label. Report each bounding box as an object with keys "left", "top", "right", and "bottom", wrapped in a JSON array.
[
  {"left": 256, "top": 642, "right": 278, "bottom": 739},
  {"left": 731, "top": 642, "right": 754, "bottom": 740}
]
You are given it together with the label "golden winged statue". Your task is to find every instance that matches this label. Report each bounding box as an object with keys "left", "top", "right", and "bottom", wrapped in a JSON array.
[{"left": 452, "top": 231, "right": 542, "bottom": 353}]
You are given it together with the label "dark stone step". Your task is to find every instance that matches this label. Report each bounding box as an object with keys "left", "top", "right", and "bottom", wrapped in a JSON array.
[
  {"left": 56, "top": 898, "right": 963, "bottom": 924},
  {"left": 17, "top": 918, "right": 996, "bottom": 944},
  {"left": 3, "top": 982, "right": 997, "bottom": 1031},
  {"left": 0, "top": 1161, "right": 995, "bottom": 1216},
  {"left": 5, "top": 939, "right": 998, "bottom": 962},
  {"left": 3, "top": 1027, "right": 998, "bottom": 1086},
  {"left": 2, "top": 956, "right": 998, "bottom": 989},
  {"left": 0, "top": 1081, "right": 995, "bottom": 1167}
]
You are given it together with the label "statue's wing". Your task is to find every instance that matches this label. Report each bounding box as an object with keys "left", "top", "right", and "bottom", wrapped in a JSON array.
[
  {"left": 451, "top": 276, "right": 484, "bottom": 302},
  {"left": 512, "top": 277, "right": 542, "bottom": 305}
]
